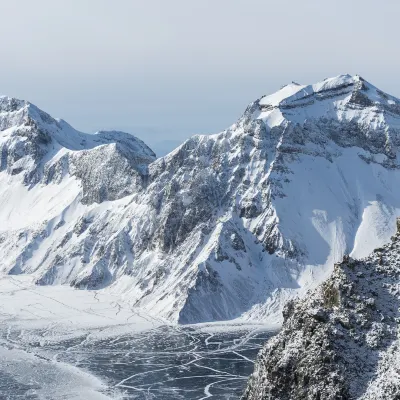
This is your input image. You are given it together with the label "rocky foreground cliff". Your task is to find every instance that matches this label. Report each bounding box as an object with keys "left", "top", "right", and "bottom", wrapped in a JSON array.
[{"left": 242, "top": 221, "right": 400, "bottom": 399}]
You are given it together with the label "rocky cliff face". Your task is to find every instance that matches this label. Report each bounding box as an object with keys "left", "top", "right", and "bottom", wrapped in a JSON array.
[
  {"left": 2, "top": 75, "right": 400, "bottom": 324},
  {"left": 242, "top": 221, "right": 400, "bottom": 400}
]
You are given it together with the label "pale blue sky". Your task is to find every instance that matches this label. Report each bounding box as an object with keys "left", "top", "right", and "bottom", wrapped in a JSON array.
[{"left": 1, "top": 0, "right": 399, "bottom": 155}]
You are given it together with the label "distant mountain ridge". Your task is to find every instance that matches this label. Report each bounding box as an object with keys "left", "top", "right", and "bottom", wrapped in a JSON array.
[{"left": 1, "top": 75, "right": 400, "bottom": 324}]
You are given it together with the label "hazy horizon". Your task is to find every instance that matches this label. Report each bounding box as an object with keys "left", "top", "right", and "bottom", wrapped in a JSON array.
[{"left": 2, "top": 0, "right": 400, "bottom": 155}]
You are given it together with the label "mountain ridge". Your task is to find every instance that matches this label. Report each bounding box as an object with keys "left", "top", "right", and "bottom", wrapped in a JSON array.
[{"left": 1, "top": 75, "right": 400, "bottom": 324}]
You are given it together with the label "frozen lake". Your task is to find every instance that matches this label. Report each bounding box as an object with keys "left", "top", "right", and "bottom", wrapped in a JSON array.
[{"left": 0, "top": 276, "right": 276, "bottom": 399}]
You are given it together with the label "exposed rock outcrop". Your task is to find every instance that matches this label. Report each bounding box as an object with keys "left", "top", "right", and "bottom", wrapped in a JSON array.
[{"left": 242, "top": 221, "right": 400, "bottom": 399}]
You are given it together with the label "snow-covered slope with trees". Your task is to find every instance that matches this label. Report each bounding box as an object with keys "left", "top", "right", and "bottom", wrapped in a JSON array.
[{"left": 2, "top": 74, "right": 400, "bottom": 324}]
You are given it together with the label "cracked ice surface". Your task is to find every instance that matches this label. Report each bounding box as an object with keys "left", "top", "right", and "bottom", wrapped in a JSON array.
[{"left": 0, "top": 275, "right": 275, "bottom": 399}]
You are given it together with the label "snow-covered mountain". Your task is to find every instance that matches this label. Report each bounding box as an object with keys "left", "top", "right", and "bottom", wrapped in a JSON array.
[
  {"left": 242, "top": 220, "right": 400, "bottom": 400},
  {"left": 2, "top": 74, "right": 400, "bottom": 324}
]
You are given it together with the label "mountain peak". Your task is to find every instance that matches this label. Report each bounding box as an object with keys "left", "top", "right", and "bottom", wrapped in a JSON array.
[
  {"left": 258, "top": 74, "right": 399, "bottom": 113},
  {"left": 259, "top": 74, "right": 356, "bottom": 108},
  {"left": 0, "top": 95, "right": 155, "bottom": 157},
  {"left": 0, "top": 94, "right": 156, "bottom": 205}
]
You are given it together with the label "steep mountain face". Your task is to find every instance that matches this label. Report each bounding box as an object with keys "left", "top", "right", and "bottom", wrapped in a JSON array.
[
  {"left": 0, "top": 96, "right": 155, "bottom": 274},
  {"left": 2, "top": 74, "right": 400, "bottom": 324},
  {"left": 242, "top": 220, "right": 400, "bottom": 400},
  {"left": 0, "top": 97, "right": 155, "bottom": 204}
]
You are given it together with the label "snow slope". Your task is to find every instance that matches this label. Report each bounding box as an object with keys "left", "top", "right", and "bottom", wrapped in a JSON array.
[{"left": 2, "top": 75, "right": 400, "bottom": 324}]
